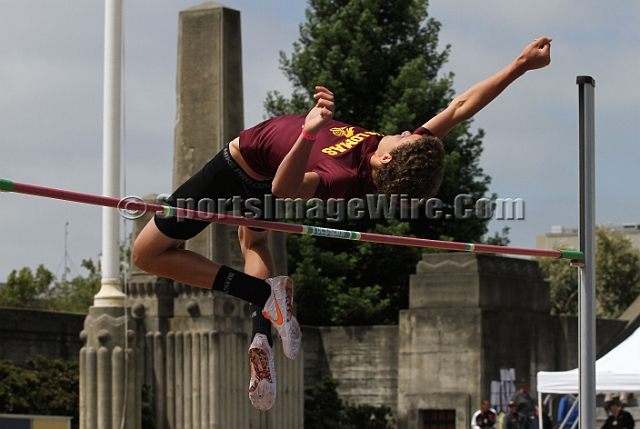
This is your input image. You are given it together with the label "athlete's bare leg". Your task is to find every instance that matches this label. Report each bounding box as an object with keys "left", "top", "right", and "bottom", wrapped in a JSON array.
[
  {"left": 132, "top": 219, "right": 222, "bottom": 288},
  {"left": 238, "top": 226, "right": 275, "bottom": 279}
]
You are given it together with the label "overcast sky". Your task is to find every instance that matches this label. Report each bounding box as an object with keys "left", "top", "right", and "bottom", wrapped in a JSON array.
[{"left": 0, "top": 0, "right": 639, "bottom": 281}]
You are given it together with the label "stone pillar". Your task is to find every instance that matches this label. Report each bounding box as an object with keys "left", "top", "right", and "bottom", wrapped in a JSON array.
[
  {"left": 397, "top": 253, "right": 551, "bottom": 429},
  {"left": 171, "top": 2, "right": 287, "bottom": 274},
  {"left": 80, "top": 307, "right": 140, "bottom": 429},
  {"left": 125, "top": 276, "right": 303, "bottom": 429}
]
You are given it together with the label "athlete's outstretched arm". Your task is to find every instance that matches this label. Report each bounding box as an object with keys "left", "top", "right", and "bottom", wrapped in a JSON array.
[
  {"left": 271, "top": 86, "right": 334, "bottom": 199},
  {"left": 424, "top": 37, "right": 552, "bottom": 139}
]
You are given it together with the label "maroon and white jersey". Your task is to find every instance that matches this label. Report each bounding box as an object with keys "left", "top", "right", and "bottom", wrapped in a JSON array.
[
  {"left": 239, "top": 115, "right": 434, "bottom": 200},
  {"left": 239, "top": 115, "right": 382, "bottom": 199}
]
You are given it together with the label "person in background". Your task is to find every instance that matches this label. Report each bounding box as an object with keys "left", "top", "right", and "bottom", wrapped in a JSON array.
[
  {"left": 523, "top": 405, "right": 552, "bottom": 429},
  {"left": 503, "top": 401, "right": 523, "bottom": 429},
  {"left": 557, "top": 394, "right": 578, "bottom": 427},
  {"left": 510, "top": 382, "right": 536, "bottom": 418},
  {"left": 472, "top": 399, "right": 498, "bottom": 429},
  {"left": 601, "top": 398, "right": 635, "bottom": 429}
]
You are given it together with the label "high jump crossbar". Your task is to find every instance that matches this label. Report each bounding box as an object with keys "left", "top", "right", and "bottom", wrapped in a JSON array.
[{"left": 0, "top": 177, "right": 583, "bottom": 261}]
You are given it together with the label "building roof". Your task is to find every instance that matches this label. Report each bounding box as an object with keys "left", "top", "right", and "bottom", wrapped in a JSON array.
[{"left": 536, "top": 224, "right": 640, "bottom": 251}]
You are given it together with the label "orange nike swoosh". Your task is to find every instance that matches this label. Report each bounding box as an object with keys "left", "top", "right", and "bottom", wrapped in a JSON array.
[
  {"left": 272, "top": 299, "right": 284, "bottom": 325},
  {"left": 263, "top": 299, "right": 284, "bottom": 325}
]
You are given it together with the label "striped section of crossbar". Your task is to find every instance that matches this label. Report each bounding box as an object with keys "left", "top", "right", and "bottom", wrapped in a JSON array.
[{"left": 0, "top": 178, "right": 583, "bottom": 260}]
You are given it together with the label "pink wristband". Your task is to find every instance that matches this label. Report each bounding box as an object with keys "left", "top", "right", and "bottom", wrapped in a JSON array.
[{"left": 301, "top": 126, "right": 317, "bottom": 141}]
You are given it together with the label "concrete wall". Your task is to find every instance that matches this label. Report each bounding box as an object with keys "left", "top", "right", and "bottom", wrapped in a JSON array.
[
  {"left": 555, "top": 315, "right": 627, "bottom": 370},
  {"left": 398, "top": 308, "right": 480, "bottom": 429},
  {"left": 409, "top": 254, "right": 550, "bottom": 313},
  {"left": 303, "top": 326, "right": 399, "bottom": 413},
  {"left": 0, "top": 307, "right": 85, "bottom": 365},
  {"left": 397, "top": 253, "right": 552, "bottom": 428},
  {"left": 481, "top": 311, "right": 557, "bottom": 396}
]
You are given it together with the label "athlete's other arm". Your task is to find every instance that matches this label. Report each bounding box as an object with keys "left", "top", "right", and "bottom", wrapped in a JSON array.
[
  {"left": 424, "top": 37, "right": 552, "bottom": 140},
  {"left": 271, "top": 86, "right": 334, "bottom": 199}
]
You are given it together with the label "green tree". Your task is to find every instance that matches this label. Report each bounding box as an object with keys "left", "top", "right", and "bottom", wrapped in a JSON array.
[
  {"left": 596, "top": 226, "right": 640, "bottom": 318},
  {"left": 0, "top": 359, "right": 37, "bottom": 414},
  {"left": 304, "top": 376, "right": 345, "bottom": 429},
  {"left": 535, "top": 226, "right": 640, "bottom": 318},
  {"left": 305, "top": 375, "right": 393, "bottom": 429},
  {"left": 268, "top": 0, "right": 498, "bottom": 324},
  {"left": 290, "top": 220, "right": 425, "bottom": 325},
  {"left": 536, "top": 248, "right": 579, "bottom": 316},
  {"left": 141, "top": 384, "right": 156, "bottom": 429},
  {"left": 0, "top": 265, "right": 55, "bottom": 309},
  {"left": 266, "top": 0, "right": 449, "bottom": 127},
  {"left": 1, "top": 237, "right": 131, "bottom": 313},
  {"left": 0, "top": 356, "right": 79, "bottom": 426},
  {"left": 0, "top": 260, "right": 100, "bottom": 313},
  {"left": 49, "top": 259, "right": 102, "bottom": 313}
]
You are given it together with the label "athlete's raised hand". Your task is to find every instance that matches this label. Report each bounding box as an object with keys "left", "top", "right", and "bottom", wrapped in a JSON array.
[
  {"left": 303, "top": 86, "right": 334, "bottom": 136},
  {"left": 423, "top": 36, "right": 552, "bottom": 139},
  {"left": 518, "top": 37, "right": 552, "bottom": 71}
]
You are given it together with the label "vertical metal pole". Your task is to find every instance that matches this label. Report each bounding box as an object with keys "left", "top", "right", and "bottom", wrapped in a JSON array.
[
  {"left": 538, "top": 391, "right": 543, "bottom": 429},
  {"left": 577, "top": 75, "right": 596, "bottom": 429},
  {"left": 95, "top": 0, "right": 125, "bottom": 306}
]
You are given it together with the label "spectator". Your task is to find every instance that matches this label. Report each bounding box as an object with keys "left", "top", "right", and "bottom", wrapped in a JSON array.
[
  {"left": 503, "top": 401, "right": 523, "bottom": 429},
  {"left": 557, "top": 394, "right": 578, "bottom": 427},
  {"left": 472, "top": 399, "right": 498, "bottom": 428},
  {"left": 510, "top": 382, "right": 536, "bottom": 417},
  {"left": 601, "top": 398, "right": 635, "bottom": 429},
  {"left": 523, "top": 405, "right": 552, "bottom": 429}
]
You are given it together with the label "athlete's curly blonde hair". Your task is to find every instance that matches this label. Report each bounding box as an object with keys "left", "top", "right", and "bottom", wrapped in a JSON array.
[{"left": 376, "top": 135, "right": 445, "bottom": 199}]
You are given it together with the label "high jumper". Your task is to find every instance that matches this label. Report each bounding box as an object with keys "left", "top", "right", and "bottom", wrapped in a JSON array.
[{"left": 123, "top": 36, "right": 553, "bottom": 411}]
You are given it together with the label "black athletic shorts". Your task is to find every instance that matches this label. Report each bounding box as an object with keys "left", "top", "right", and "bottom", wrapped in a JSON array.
[{"left": 154, "top": 145, "right": 273, "bottom": 240}]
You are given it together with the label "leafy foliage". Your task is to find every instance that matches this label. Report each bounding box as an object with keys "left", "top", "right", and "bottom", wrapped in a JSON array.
[
  {"left": 537, "top": 250, "right": 579, "bottom": 317},
  {"left": 0, "top": 356, "right": 79, "bottom": 426},
  {"left": 0, "top": 239, "right": 131, "bottom": 313},
  {"left": 266, "top": 0, "right": 449, "bottom": 128},
  {"left": 535, "top": 226, "right": 640, "bottom": 318},
  {"left": 0, "top": 358, "right": 152, "bottom": 429},
  {"left": 595, "top": 226, "right": 640, "bottom": 318},
  {"left": 305, "top": 375, "right": 394, "bottom": 429},
  {"left": 0, "top": 261, "right": 99, "bottom": 313},
  {"left": 48, "top": 259, "right": 102, "bottom": 313},
  {"left": 141, "top": 383, "right": 155, "bottom": 429},
  {"left": 0, "top": 265, "right": 55, "bottom": 309}
]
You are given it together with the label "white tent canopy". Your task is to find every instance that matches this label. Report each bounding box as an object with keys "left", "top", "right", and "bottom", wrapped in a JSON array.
[{"left": 537, "top": 327, "right": 640, "bottom": 394}]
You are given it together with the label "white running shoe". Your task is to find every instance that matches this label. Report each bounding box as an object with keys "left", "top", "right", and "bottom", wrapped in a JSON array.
[
  {"left": 262, "top": 276, "right": 302, "bottom": 360},
  {"left": 248, "top": 333, "right": 276, "bottom": 411}
]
